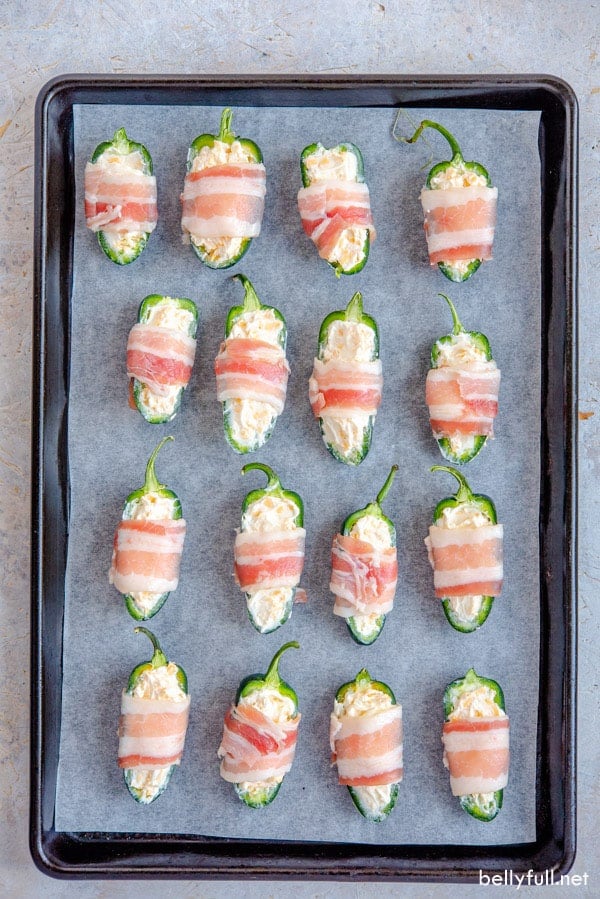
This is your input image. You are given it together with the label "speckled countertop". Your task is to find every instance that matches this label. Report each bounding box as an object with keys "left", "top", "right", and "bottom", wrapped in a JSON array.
[{"left": 1, "top": 2, "right": 598, "bottom": 896}]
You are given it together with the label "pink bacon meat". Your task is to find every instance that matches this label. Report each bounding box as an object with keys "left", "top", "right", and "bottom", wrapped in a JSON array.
[
  {"left": 442, "top": 716, "right": 510, "bottom": 795},
  {"left": 426, "top": 366, "right": 500, "bottom": 438},
  {"left": 420, "top": 186, "right": 498, "bottom": 264},
  {"left": 127, "top": 324, "right": 197, "bottom": 397},
  {"left": 309, "top": 359, "right": 383, "bottom": 419},
  {"left": 330, "top": 705, "right": 403, "bottom": 787},
  {"left": 109, "top": 518, "right": 187, "bottom": 596},
  {"left": 215, "top": 337, "right": 290, "bottom": 415},
  {"left": 330, "top": 534, "right": 398, "bottom": 618},
  {"left": 181, "top": 162, "right": 266, "bottom": 240},
  {"left": 234, "top": 529, "right": 306, "bottom": 594},
  {"left": 425, "top": 523, "right": 503, "bottom": 598},
  {"left": 297, "top": 181, "right": 375, "bottom": 260},
  {"left": 218, "top": 702, "right": 300, "bottom": 783},
  {"left": 118, "top": 692, "right": 190, "bottom": 769},
  {"left": 84, "top": 163, "right": 158, "bottom": 233}
]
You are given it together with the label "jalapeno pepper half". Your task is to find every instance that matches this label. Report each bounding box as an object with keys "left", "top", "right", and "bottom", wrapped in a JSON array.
[
  {"left": 235, "top": 463, "right": 305, "bottom": 634},
  {"left": 429, "top": 466, "right": 501, "bottom": 632},
  {"left": 403, "top": 119, "right": 496, "bottom": 283},
  {"left": 184, "top": 108, "right": 264, "bottom": 269},
  {"left": 428, "top": 293, "right": 499, "bottom": 465},
  {"left": 443, "top": 668, "right": 508, "bottom": 821},
  {"left": 85, "top": 128, "right": 157, "bottom": 265},
  {"left": 119, "top": 627, "right": 190, "bottom": 804}
]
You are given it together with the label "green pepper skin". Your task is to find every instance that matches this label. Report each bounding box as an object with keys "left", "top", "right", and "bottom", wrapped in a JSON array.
[
  {"left": 443, "top": 668, "right": 506, "bottom": 822},
  {"left": 430, "top": 294, "right": 495, "bottom": 465},
  {"left": 90, "top": 128, "right": 155, "bottom": 265},
  {"left": 120, "top": 437, "right": 182, "bottom": 621},
  {"left": 339, "top": 465, "right": 398, "bottom": 645},
  {"left": 403, "top": 120, "right": 492, "bottom": 283},
  {"left": 300, "top": 142, "right": 371, "bottom": 277},
  {"left": 220, "top": 275, "right": 288, "bottom": 454},
  {"left": 186, "top": 109, "right": 263, "bottom": 269},
  {"left": 431, "top": 466, "right": 498, "bottom": 633},
  {"left": 239, "top": 463, "right": 303, "bottom": 634},
  {"left": 123, "top": 627, "right": 188, "bottom": 804},
  {"left": 130, "top": 295, "right": 199, "bottom": 424},
  {"left": 233, "top": 641, "right": 300, "bottom": 808}
]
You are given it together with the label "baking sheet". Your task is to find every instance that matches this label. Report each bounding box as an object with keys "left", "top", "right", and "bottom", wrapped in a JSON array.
[{"left": 55, "top": 103, "right": 541, "bottom": 845}]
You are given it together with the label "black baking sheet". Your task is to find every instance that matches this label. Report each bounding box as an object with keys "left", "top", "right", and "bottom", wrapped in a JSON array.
[{"left": 31, "top": 75, "right": 577, "bottom": 880}]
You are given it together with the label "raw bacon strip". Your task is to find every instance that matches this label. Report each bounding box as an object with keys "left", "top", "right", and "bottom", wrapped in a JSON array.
[
  {"left": 109, "top": 518, "right": 187, "bottom": 596},
  {"left": 420, "top": 186, "right": 497, "bottom": 264},
  {"left": 426, "top": 366, "right": 500, "bottom": 438},
  {"left": 298, "top": 181, "right": 375, "bottom": 259},
  {"left": 425, "top": 524, "right": 503, "bottom": 598},
  {"left": 234, "top": 529, "right": 306, "bottom": 593},
  {"left": 127, "top": 324, "right": 197, "bottom": 397},
  {"left": 84, "top": 162, "right": 158, "bottom": 233},
  {"left": 442, "top": 716, "right": 509, "bottom": 795},
  {"left": 215, "top": 337, "right": 290, "bottom": 414},
  {"left": 181, "top": 162, "right": 266, "bottom": 240},
  {"left": 118, "top": 692, "right": 190, "bottom": 769},
  {"left": 330, "top": 533, "right": 398, "bottom": 618},
  {"left": 309, "top": 358, "right": 383, "bottom": 418},
  {"left": 218, "top": 702, "right": 300, "bottom": 783},
  {"left": 331, "top": 705, "right": 403, "bottom": 787}
]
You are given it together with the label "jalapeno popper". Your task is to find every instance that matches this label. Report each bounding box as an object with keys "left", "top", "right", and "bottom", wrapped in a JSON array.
[
  {"left": 109, "top": 437, "right": 186, "bottom": 620},
  {"left": 215, "top": 274, "right": 290, "bottom": 453},
  {"left": 426, "top": 294, "right": 500, "bottom": 464},
  {"left": 330, "top": 669, "right": 403, "bottom": 822},
  {"left": 118, "top": 627, "right": 190, "bottom": 804},
  {"left": 84, "top": 128, "right": 158, "bottom": 265},
  {"left": 234, "top": 463, "right": 305, "bottom": 634},
  {"left": 331, "top": 466, "right": 398, "bottom": 644},
  {"left": 127, "top": 294, "right": 198, "bottom": 424},
  {"left": 297, "top": 141, "right": 375, "bottom": 276},
  {"left": 181, "top": 108, "right": 266, "bottom": 268},
  {"left": 403, "top": 120, "right": 497, "bottom": 283},
  {"left": 309, "top": 292, "right": 383, "bottom": 466},
  {"left": 218, "top": 641, "right": 301, "bottom": 808},
  {"left": 442, "top": 668, "right": 509, "bottom": 822},
  {"left": 425, "top": 466, "right": 503, "bottom": 633}
]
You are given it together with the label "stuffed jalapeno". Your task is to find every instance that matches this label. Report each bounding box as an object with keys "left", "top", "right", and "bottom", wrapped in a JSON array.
[
  {"left": 127, "top": 294, "right": 198, "bottom": 424},
  {"left": 403, "top": 119, "right": 497, "bottom": 282},
  {"left": 181, "top": 108, "right": 266, "bottom": 268},
  {"left": 426, "top": 294, "right": 500, "bottom": 464},
  {"left": 109, "top": 436, "right": 186, "bottom": 620},
  {"left": 442, "top": 668, "right": 509, "bottom": 821},
  {"left": 330, "top": 465, "right": 398, "bottom": 644},
  {"left": 218, "top": 641, "right": 301, "bottom": 808},
  {"left": 215, "top": 274, "right": 290, "bottom": 453},
  {"left": 118, "top": 627, "right": 190, "bottom": 804},
  {"left": 425, "top": 466, "right": 502, "bottom": 633},
  {"left": 330, "top": 668, "right": 403, "bottom": 822},
  {"left": 234, "top": 463, "right": 305, "bottom": 634},
  {"left": 84, "top": 127, "right": 157, "bottom": 264},
  {"left": 309, "top": 291, "right": 382, "bottom": 465},
  {"left": 298, "top": 141, "right": 375, "bottom": 276}
]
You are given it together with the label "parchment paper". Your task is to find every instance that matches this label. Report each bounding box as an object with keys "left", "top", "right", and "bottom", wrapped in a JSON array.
[{"left": 55, "top": 102, "right": 541, "bottom": 846}]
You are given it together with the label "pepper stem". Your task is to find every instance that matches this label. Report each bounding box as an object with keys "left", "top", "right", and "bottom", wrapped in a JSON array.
[
  {"left": 218, "top": 107, "right": 235, "bottom": 142},
  {"left": 134, "top": 627, "right": 168, "bottom": 668},
  {"left": 403, "top": 119, "right": 463, "bottom": 161},
  {"left": 143, "top": 436, "right": 173, "bottom": 494},
  {"left": 112, "top": 127, "right": 130, "bottom": 152},
  {"left": 431, "top": 465, "right": 473, "bottom": 503},
  {"left": 345, "top": 291, "right": 363, "bottom": 322},
  {"left": 439, "top": 294, "right": 464, "bottom": 336},
  {"left": 376, "top": 464, "right": 399, "bottom": 507},
  {"left": 264, "top": 641, "right": 300, "bottom": 688},
  {"left": 355, "top": 668, "right": 373, "bottom": 688},
  {"left": 241, "top": 462, "right": 282, "bottom": 491},
  {"left": 234, "top": 273, "right": 262, "bottom": 312}
]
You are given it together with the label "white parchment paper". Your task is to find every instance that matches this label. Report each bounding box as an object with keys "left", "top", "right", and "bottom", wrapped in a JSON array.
[{"left": 55, "top": 102, "right": 541, "bottom": 846}]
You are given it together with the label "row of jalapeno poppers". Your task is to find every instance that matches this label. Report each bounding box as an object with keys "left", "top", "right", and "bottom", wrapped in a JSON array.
[
  {"left": 84, "top": 111, "right": 497, "bottom": 281},
  {"left": 118, "top": 631, "right": 509, "bottom": 824}
]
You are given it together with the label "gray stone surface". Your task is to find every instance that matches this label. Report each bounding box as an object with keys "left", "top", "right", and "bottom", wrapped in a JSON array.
[{"left": 1, "top": 1, "right": 597, "bottom": 895}]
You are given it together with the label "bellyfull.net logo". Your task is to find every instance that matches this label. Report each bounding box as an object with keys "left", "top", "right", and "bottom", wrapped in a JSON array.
[{"left": 479, "top": 870, "right": 589, "bottom": 888}]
